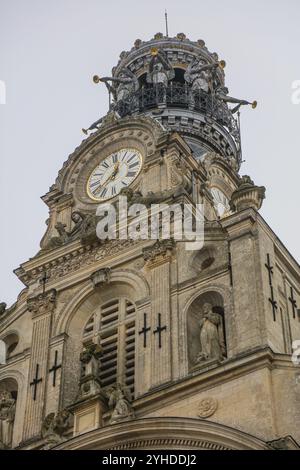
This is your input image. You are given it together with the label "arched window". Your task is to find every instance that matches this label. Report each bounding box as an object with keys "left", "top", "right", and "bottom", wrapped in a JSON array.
[{"left": 83, "top": 297, "right": 136, "bottom": 398}]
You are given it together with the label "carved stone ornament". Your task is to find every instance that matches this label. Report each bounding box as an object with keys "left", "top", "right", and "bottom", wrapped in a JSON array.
[
  {"left": 90, "top": 268, "right": 111, "bottom": 288},
  {"left": 27, "top": 289, "right": 57, "bottom": 316},
  {"left": 0, "top": 391, "right": 16, "bottom": 449},
  {"left": 230, "top": 175, "right": 265, "bottom": 212},
  {"left": 41, "top": 409, "right": 73, "bottom": 450},
  {"left": 143, "top": 239, "right": 175, "bottom": 264},
  {"left": 42, "top": 212, "right": 100, "bottom": 251},
  {"left": 16, "top": 239, "right": 140, "bottom": 287},
  {"left": 107, "top": 383, "right": 134, "bottom": 424},
  {"left": 198, "top": 397, "right": 218, "bottom": 419},
  {"left": 78, "top": 344, "right": 102, "bottom": 399},
  {"left": 80, "top": 343, "right": 102, "bottom": 364}
]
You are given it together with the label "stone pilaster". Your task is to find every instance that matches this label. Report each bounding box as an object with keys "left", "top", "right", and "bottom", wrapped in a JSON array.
[
  {"left": 45, "top": 333, "right": 68, "bottom": 417},
  {"left": 222, "top": 211, "right": 264, "bottom": 354},
  {"left": 23, "top": 289, "right": 56, "bottom": 441}
]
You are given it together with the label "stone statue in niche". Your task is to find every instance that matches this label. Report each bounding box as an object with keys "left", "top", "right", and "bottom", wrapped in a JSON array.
[
  {"left": 107, "top": 383, "right": 134, "bottom": 424},
  {"left": 195, "top": 303, "right": 226, "bottom": 364},
  {"left": 0, "top": 391, "right": 16, "bottom": 449}
]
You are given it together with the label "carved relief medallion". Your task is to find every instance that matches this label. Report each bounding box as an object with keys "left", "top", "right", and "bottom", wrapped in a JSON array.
[{"left": 198, "top": 397, "right": 218, "bottom": 418}]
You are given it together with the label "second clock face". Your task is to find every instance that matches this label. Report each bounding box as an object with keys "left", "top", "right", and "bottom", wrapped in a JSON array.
[
  {"left": 87, "top": 148, "right": 142, "bottom": 201},
  {"left": 210, "top": 187, "right": 230, "bottom": 218}
]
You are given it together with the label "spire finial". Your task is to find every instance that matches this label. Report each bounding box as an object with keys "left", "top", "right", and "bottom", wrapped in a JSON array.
[{"left": 165, "top": 10, "right": 169, "bottom": 37}]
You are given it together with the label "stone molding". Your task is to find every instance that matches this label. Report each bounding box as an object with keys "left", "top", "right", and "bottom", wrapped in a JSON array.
[{"left": 54, "top": 416, "right": 271, "bottom": 450}]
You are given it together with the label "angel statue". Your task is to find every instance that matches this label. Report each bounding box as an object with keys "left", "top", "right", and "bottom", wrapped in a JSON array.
[
  {"left": 184, "top": 57, "right": 219, "bottom": 94},
  {"left": 94, "top": 67, "right": 139, "bottom": 103},
  {"left": 146, "top": 48, "right": 175, "bottom": 87},
  {"left": 107, "top": 383, "right": 134, "bottom": 424},
  {"left": 215, "top": 86, "right": 257, "bottom": 114},
  {"left": 195, "top": 303, "right": 226, "bottom": 363}
]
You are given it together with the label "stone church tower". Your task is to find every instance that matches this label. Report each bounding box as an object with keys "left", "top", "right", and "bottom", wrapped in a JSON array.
[{"left": 0, "top": 32, "right": 299, "bottom": 451}]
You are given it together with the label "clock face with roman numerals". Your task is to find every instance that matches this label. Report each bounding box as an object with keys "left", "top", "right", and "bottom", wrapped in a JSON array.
[{"left": 87, "top": 148, "right": 143, "bottom": 201}]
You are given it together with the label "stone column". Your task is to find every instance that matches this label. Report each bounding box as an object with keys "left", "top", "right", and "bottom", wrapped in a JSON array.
[
  {"left": 143, "top": 240, "right": 174, "bottom": 389},
  {"left": 23, "top": 289, "right": 56, "bottom": 441}
]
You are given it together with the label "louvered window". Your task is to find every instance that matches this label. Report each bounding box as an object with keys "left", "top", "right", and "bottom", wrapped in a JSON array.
[{"left": 82, "top": 297, "right": 136, "bottom": 398}]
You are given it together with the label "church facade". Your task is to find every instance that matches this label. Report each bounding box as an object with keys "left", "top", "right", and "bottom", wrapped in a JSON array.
[{"left": 0, "top": 32, "right": 300, "bottom": 451}]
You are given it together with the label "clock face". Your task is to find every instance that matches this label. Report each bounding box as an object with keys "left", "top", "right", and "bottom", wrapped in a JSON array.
[
  {"left": 87, "top": 148, "right": 142, "bottom": 201},
  {"left": 210, "top": 187, "right": 230, "bottom": 218}
]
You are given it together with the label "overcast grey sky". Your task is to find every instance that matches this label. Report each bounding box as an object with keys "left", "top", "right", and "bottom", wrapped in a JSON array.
[{"left": 0, "top": 0, "right": 300, "bottom": 306}]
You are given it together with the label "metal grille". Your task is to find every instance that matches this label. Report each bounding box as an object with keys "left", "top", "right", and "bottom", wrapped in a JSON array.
[{"left": 114, "top": 82, "right": 239, "bottom": 139}]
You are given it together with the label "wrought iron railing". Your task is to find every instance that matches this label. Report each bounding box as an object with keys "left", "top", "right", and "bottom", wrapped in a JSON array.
[{"left": 114, "top": 82, "right": 240, "bottom": 140}]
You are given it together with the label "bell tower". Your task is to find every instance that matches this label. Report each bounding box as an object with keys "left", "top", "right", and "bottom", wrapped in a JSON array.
[{"left": 0, "top": 32, "right": 299, "bottom": 451}]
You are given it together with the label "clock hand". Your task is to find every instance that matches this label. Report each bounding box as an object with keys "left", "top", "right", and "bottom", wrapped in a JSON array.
[
  {"left": 110, "top": 162, "right": 120, "bottom": 180},
  {"left": 93, "top": 163, "right": 120, "bottom": 195}
]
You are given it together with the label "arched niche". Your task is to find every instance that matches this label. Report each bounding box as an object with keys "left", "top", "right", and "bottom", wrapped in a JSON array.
[
  {"left": 186, "top": 291, "right": 227, "bottom": 370},
  {"left": 189, "top": 246, "right": 217, "bottom": 273},
  {"left": 0, "top": 332, "right": 20, "bottom": 365},
  {"left": 0, "top": 378, "right": 18, "bottom": 449}
]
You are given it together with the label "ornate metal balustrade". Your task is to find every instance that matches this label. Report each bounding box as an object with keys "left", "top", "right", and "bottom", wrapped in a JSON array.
[{"left": 114, "top": 83, "right": 240, "bottom": 142}]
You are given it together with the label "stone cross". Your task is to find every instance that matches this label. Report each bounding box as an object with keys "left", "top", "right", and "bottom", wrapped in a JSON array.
[
  {"left": 39, "top": 270, "right": 50, "bottom": 295},
  {"left": 30, "top": 364, "right": 43, "bottom": 401},
  {"left": 153, "top": 313, "right": 167, "bottom": 348},
  {"left": 139, "top": 313, "right": 151, "bottom": 348},
  {"left": 265, "top": 254, "right": 277, "bottom": 321},
  {"left": 269, "top": 286, "right": 278, "bottom": 322},
  {"left": 265, "top": 254, "right": 274, "bottom": 285},
  {"left": 48, "top": 350, "right": 62, "bottom": 387},
  {"left": 288, "top": 286, "right": 298, "bottom": 319}
]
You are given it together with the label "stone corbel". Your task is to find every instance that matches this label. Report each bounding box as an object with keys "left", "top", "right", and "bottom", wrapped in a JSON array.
[{"left": 90, "top": 268, "right": 111, "bottom": 288}]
